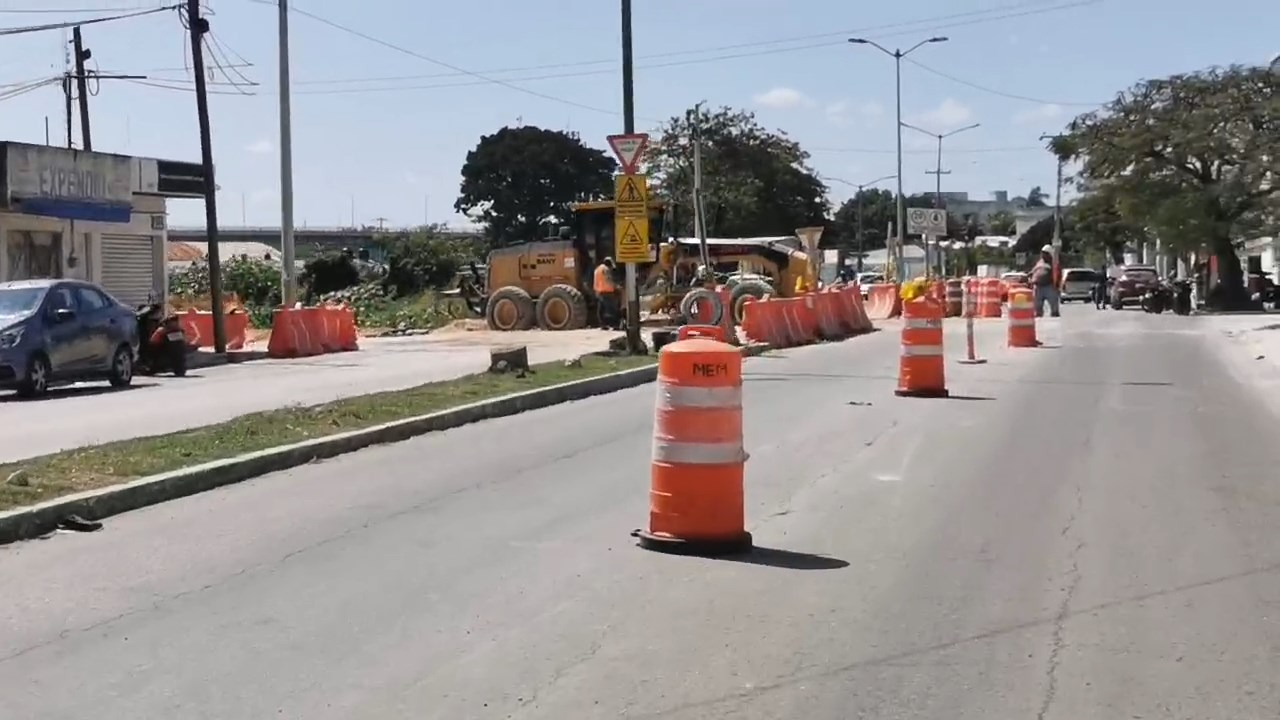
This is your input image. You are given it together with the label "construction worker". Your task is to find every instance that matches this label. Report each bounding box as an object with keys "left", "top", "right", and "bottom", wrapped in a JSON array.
[
  {"left": 1030, "top": 245, "right": 1061, "bottom": 317},
  {"left": 594, "top": 257, "right": 620, "bottom": 328}
]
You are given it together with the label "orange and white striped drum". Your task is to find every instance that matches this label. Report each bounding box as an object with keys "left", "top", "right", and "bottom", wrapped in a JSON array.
[
  {"left": 978, "top": 278, "right": 1004, "bottom": 318},
  {"left": 633, "top": 324, "right": 752, "bottom": 555},
  {"left": 1007, "top": 287, "right": 1039, "bottom": 347},
  {"left": 895, "top": 295, "right": 950, "bottom": 398}
]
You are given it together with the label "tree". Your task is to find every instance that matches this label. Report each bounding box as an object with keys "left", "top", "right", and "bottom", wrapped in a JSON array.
[
  {"left": 831, "top": 188, "right": 895, "bottom": 250},
  {"left": 645, "top": 106, "right": 828, "bottom": 237},
  {"left": 456, "top": 126, "right": 616, "bottom": 245},
  {"left": 1068, "top": 185, "right": 1151, "bottom": 265},
  {"left": 1025, "top": 186, "right": 1050, "bottom": 207},
  {"left": 1052, "top": 65, "right": 1279, "bottom": 307},
  {"left": 986, "top": 210, "right": 1017, "bottom": 236}
]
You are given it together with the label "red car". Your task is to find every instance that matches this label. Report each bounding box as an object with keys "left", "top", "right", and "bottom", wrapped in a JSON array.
[{"left": 1110, "top": 265, "right": 1159, "bottom": 308}]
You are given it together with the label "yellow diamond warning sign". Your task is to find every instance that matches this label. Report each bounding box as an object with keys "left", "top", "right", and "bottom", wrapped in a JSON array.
[
  {"left": 614, "top": 174, "right": 648, "bottom": 220},
  {"left": 614, "top": 217, "right": 650, "bottom": 264}
]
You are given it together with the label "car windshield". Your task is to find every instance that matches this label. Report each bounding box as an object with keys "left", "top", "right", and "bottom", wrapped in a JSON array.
[
  {"left": 1064, "top": 270, "right": 1100, "bottom": 283},
  {"left": 0, "top": 286, "right": 45, "bottom": 316}
]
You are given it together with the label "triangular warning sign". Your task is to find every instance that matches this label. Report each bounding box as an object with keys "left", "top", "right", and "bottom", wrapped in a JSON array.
[
  {"left": 619, "top": 220, "right": 644, "bottom": 245},
  {"left": 616, "top": 176, "right": 645, "bottom": 204}
]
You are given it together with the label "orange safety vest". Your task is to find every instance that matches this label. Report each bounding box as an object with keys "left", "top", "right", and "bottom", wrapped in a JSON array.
[{"left": 594, "top": 263, "right": 616, "bottom": 294}]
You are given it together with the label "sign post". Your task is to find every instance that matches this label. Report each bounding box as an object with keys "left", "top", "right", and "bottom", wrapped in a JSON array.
[
  {"left": 607, "top": 133, "right": 650, "bottom": 351},
  {"left": 907, "top": 208, "right": 947, "bottom": 279}
]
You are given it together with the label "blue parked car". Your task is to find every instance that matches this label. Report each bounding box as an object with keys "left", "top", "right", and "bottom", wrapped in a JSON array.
[{"left": 0, "top": 279, "right": 140, "bottom": 398}]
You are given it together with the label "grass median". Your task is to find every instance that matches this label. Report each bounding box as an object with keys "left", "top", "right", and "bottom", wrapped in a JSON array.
[{"left": 0, "top": 353, "right": 656, "bottom": 513}]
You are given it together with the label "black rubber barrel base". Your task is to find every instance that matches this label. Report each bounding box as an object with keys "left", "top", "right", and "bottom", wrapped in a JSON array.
[
  {"left": 894, "top": 387, "right": 951, "bottom": 398},
  {"left": 631, "top": 529, "right": 754, "bottom": 557}
]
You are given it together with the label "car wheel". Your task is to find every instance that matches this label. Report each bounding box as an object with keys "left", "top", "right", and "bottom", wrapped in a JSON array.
[
  {"left": 108, "top": 345, "right": 134, "bottom": 388},
  {"left": 16, "top": 354, "right": 50, "bottom": 398}
]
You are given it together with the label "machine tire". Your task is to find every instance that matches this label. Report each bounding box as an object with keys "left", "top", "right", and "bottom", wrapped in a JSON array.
[
  {"left": 679, "top": 288, "right": 724, "bottom": 326},
  {"left": 729, "top": 280, "right": 772, "bottom": 325},
  {"left": 16, "top": 353, "right": 50, "bottom": 398},
  {"left": 485, "top": 286, "right": 536, "bottom": 331},
  {"left": 536, "top": 284, "right": 589, "bottom": 331}
]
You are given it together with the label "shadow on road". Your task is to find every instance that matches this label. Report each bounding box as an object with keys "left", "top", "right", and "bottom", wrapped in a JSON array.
[
  {"left": 946, "top": 394, "right": 995, "bottom": 401},
  {"left": 0, "top": 382, "right": 160, "bottom": 403},
  {"left": 722, "top": 546, "right": 850, "bottom": 571}
]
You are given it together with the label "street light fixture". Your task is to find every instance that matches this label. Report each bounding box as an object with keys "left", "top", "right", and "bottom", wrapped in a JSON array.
[
  {"left": 848, "top": 35, "right": 948, "bottom": 282},
  {"left": 900, "top": 121, "right": 979, "bottom": 275},
  {"left": 827, "top": 174, "right": 897, "bottom": 273}
]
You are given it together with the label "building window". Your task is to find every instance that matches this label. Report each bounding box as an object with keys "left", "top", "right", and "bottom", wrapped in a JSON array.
[{"left": 4, "top": 230, "right": 63, "bottom": 281}]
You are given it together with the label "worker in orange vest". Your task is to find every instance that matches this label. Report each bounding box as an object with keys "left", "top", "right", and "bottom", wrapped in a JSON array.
[{"left": 594, "top": 257, "right": 620, "bottom": 328}]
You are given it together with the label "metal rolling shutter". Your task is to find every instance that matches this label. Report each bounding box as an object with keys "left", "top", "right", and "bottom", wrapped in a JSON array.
[{"left": 100, "top": 235, "right": 157, "bottom": 307}]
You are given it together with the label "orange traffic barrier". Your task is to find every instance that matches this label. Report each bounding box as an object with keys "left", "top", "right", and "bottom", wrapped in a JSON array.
[
  {"left": 633, "top": 324, "right": 752, "bottom": 555},
  {"left": 838, "top": 286, "right": 873, "bottom": 333},
  {"left": 864, "top": 283, "right": 903, "bottom": 320},
  {"left": 895, "top": 295, "right": 949, "bottom": 398},
  {"left": 944, "top": 279, "right": 964, "bottom": 317},
  {"left": 179, "top": 309, "right": 248, "bottom": 350},
  {"left": 927, "top": 280, "right": 947, "bottom": 304},
  {"left": 1007, "top": 287, "right": 1040, "bottom": 347},
  {"left": 812, "top": 290, "right": 848, "bottom": 340},
  {"left": 978, "top": 278, "right": 1003, "bottom": 318},
  {"left": 267, "top": 305, "right": 360, "bottom": 359}
]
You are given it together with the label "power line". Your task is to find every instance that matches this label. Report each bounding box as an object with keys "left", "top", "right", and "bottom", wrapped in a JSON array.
[
  {"left": 810, "top": 145, "right": 1046, "bottom": 155},
  {"left": 0, "top": 76, "right": 63, "bottom": 102},
  {"left": 0, "top": 5, "right": 155, "bottom": 12},
  {"left": 905, "top": 58, "right": 1106, "bottom": 107},
  {"left": 0, "top": 4, "right": 176, "bottom": 36}
]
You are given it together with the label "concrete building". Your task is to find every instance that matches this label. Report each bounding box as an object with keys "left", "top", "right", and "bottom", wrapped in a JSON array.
[
  {"left": 0, "top": 141, "right": 204, "bottom": 305},
  {"left": 932, "top": 190, "right": 1055, "bottom": 234}
]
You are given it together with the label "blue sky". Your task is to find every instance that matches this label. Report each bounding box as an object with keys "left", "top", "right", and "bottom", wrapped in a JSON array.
[{"left": 1, "top": 0, "right": 1276, "bottom": 229}]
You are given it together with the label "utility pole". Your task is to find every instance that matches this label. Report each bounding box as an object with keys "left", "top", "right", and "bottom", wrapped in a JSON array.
[
  {"left": 1040, "top": 133, "right": 1065, "bottom": 284},
  {"left": 62, "top": 77, "right": 73, "bottom": 148},
  {"left": 691, "top": 101, "right": 710, "bottom": 273},
  {"left": 905, "top": 121, "right": 979, "bottom": 276},
  {"left": 620, "top": 0, "right": 643, "bottom": 353},
  {"left": 186, "top": 0, "right": 227, "bottom": 353},
  {"left": 277, "top": 0, "right": 298, "bottom": 306},
  {"left": 72, "top": 27, "right": 92, "bottom": 151},
  {"left": 848, "top": 36, "right": 948, "bottom": 283},
  {"left": 373, "top": 216, "right": 387, "bottom": 231}
]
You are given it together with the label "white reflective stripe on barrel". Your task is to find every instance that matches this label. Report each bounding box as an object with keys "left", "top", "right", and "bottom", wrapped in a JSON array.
[
  {"left": 901, "top": 344, "right": 944, "bottom": 357},
  {"left": 1010, "top": 318, "right": 1035, "bottom": 327},
  {"left": 1011, "top": 300, "right": 1033, "bottom": 310},
  {"left": 652, "top": 440, "right": 748, "bottom": 465},
  {"left": 904, "top": 318, "right": 942, "bottom": 330},
  {"left": 654, "top": 383, "right": 743, "bottom": 410}
]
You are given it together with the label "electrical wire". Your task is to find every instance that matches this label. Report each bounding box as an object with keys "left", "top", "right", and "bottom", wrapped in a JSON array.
[
  {"left": 204, "top": 30, "right": 258, "bottom": 92},
  {"left": 0, "top": 5, "right": 155, "bottom": 12},
  {"left": 905, "top": 58, "right": 1106, "bottom": 107},
  {"left": 120, "top": 77, "right": 248, "bottom": 95},
  {"left": 810, "top": 144, "right": 1046, "bottom": 155},
  {"left": 0, "top": 76, "right": 64, "bottom": 102},
  {"left": 0, "top": 4, "right": 176, "bottom": 36}
]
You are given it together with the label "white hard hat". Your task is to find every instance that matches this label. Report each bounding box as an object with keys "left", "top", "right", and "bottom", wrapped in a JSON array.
[{"left": 1041, "top": 244, "right": 1054, "bottom": 253}]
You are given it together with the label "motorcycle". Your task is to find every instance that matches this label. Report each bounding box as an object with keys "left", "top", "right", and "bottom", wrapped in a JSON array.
[
  {"left": 135, "top": 303, "right": 188, "bottom": 377},
  {"left": 1140, "top": 283, "right": 1172, "bottom": 314}
]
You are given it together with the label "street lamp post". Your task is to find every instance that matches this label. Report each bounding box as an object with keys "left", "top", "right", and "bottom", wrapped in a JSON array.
[
  {"left": 902, "top": 121, "right": 979, "bottom": 274},
  {"left": 848, "top": 35, "right": 948, "bottom": 283}
]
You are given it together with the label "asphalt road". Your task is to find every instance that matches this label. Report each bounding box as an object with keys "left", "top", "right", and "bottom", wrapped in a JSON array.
[
  {"left": 0, "top": 328, "right": 624, "bottom": 463},
  {"left": 4, "top": 307, "right": 1280, "bottom": 719}
]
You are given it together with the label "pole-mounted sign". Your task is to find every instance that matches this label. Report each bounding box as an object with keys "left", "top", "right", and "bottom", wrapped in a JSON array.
[{"left": 607, "top": 133, "right": 649, "bottom": 175}]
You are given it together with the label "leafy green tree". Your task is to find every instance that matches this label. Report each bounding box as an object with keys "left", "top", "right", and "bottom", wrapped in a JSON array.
[
  {"left": 831, "top": 188, "right": 894, "bottom": 250},
  {"left": 645, "top": 105, "right": 828, "bottom": 237},
  {"left": 985, "top": 210, "right": 1017, "bottom": 236},
  {"left": 1025, "top": 186, "right": 1050, "bottom": 207},
  {"left": 1068, "top": 185, "right": 1151, "bottom": 265},
  {"left": 456, "top": 126, "right": 616, "bottom": 245},
  {"left": 1052, "top": 65, "right": 1279, "bottom": 307}
]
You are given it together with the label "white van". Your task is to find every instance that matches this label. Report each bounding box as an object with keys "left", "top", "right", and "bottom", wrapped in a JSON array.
[{"left": 1060, "top": 267, "right": 1101, "bottom": 302}]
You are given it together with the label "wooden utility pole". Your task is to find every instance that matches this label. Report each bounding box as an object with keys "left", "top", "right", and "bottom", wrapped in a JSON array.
[
  {"left": 186, "top": 0, "right": 227, "bottom": 353},
  {"left": 619, "top": 0, "right": 643, "bottom": 353},
  {"left": 72, "top": 27, "right": 92, "bottom": 151}
]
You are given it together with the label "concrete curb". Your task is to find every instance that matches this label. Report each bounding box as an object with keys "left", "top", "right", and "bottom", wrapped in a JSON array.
[{"left": 0, "top": 342, "right": 773, "bottom": 545}]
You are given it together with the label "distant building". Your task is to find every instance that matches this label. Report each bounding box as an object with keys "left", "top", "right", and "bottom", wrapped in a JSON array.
[{"left": 933, "top": 190, "right": 1055, "bottom": 232}]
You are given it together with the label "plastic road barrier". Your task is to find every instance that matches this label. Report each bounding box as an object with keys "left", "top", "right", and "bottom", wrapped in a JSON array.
[
  {"left": 895, "top": 295, "right": 949, "bottom": 398},
  {"left": 978, "top": 278, "right": 1004, "bottom": 318},
  {"left": 633, "top": 324, "right": 752, "bottom": 556},
  {"left": 1007, "top": 287, "right": 1040, "bottom": 347}
]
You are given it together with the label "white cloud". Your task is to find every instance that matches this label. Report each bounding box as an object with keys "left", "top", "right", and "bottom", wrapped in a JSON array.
[
  {"left": 245, "top": 139, "right": 273, "bottom": 154},
  {"left": 752, "top": 87, "right": 814, "bottom": 110},
  {"left": 825, "top": 99, "right": 884, "bottom": 126},
  {"left": 1013, "top": 103, "right": 1064, "bottom": 125},
  {"left": 906, "top": 98, "right": 974, "bottom": 132}
]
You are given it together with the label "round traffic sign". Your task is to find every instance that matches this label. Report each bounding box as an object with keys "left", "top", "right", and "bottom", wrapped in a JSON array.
[{"left": 926, "top": 209, "right": 946, "bottom": 227}]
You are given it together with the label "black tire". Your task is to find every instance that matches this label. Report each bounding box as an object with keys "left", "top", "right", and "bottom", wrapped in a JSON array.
[
  {"left": 536, "top": 284, "right": 589, "bottom": 331},
  {"left": 108, "top": 345, "right": 134, "bottom": 388},
  {"left": 485, "top": 286, "right": 536, "bottom": 331},
  {"left": 680, "top": 288, "right": 724, "bottom": 326},
  {"left": 729, "top": 280, "right": 772, "bottom": 325},
  {"left": 171, "top": 345, "right": 188, "bottom": 377},
  {"left": 16, "top": 353, "right": 50, "bottom": 398}
]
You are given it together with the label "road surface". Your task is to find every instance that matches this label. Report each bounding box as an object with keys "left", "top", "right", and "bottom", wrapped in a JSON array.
[
  {"left": 4, "top": 307, "right": 1280, "bottom": 719},
  {"left": 0, "top": 327, "right": 627, "bottom": 462}
]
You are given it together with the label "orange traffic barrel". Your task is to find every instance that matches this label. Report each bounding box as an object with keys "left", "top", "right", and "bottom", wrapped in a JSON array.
[
  {"left": 895, "top": 295, "right": 949, "bottom": 398},
  {"left": 1007, "top": 287, "right": 1040, "bottom": 347},
  {"left": 633, "top": 324, "right": 752, "bottom": 555},
  {"left": 944, "top": 279, "right": 964, "bottom": 317},
  {"left": 978, "top": 278, "right": 1003, "bottom": 318}
]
